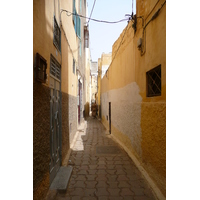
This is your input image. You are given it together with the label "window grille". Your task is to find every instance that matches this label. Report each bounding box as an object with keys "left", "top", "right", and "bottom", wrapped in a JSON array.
[
  {"left": 50, "top": 55, "right": 61, "bottom": 80},
  {"left": 53, "top": 16, "right": 61, "bottom": 51},
  {"left": 146, "top": 65, "right": 161, "bottom": 97}
]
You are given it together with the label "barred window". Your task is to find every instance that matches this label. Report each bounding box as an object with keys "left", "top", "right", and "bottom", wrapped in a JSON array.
[
  {"left": 53, "top": 16, "right": 61, "bottom": 51},
  {"left": 50, "top": 55, "right": 61, "bottom": 80},
  {"left": 146, "top": 65, "right": 161, "bottom": 97}
]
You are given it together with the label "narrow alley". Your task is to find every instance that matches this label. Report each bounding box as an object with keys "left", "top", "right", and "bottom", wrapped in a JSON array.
[{"left": 46, "top": 117, "right": 156, "bottom": 200}]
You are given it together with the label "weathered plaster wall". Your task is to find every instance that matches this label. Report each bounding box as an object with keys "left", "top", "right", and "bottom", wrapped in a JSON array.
[
  {"left": 101, "top": 0, "right": 166, "bottom": 196},
  {"left": 101, "top": 83, "right": 142, "bottom": 158},
  {"left": 141, "top": 102, "right": 166, "bottom": 195}
]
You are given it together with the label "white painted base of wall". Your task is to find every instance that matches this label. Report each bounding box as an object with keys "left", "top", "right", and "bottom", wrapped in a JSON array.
[{"left": 110, "top": 133, "right": 166, "bottom": 200}]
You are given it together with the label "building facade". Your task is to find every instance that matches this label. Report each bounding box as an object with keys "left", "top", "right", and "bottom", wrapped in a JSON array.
[
  {"left": 90, "top": 61, "right": 98, "bottom": 105},
  {"left": 100, "top": 0, "right": 166, "bottom": 198},
  {"left": 33, "top": 0, "right": 88, "bottom": 199},
  {"left": 97, "top": 53, "right": 112, "bottom": 117}
]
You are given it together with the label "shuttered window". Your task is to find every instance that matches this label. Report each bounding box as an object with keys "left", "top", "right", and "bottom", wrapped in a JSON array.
[
  {"left": 53, "top": 16, "right": 61, "bottom": 51},
  {"left": 73, "top": 0, "right": 81, "bottom": 38},
  {"left": 50, "top": 55, "right": 61, "bottom": 80}
]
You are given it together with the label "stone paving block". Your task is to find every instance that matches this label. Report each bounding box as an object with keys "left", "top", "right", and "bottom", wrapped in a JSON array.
[
  {"left": 80, "top": 165, "right": 89, "bottom": 170},
  {"left": 96, "top": 175, "right": 107, "bottom": 181},
  {"left": 117, "top": 175, "right": 129, "bottom": 181},
  {"left": 75, "top": 175, "right": 86, "bottom": 181},
  {"left": 107, "top": 175, "right": 118, "bottom": 181},
  {"left": 96, "top": 188, "right": 109, "bottom": 196},
  {"left": 55, "top": 196, "right": 71, "bottom": 200},
  {"left": 144, "top": 188, "right": 156, "bottom": 199},
  {"left": 106, "top": 160, "right": 114, "bottom": 166},
  {"left": 96, "top": 181, "right": 108, "bottom": 188},
  {"left": 106, "top": 169, "right": 116, "bottom": 175},
  {"left": 105, "top": 157, "right": 114, "bottom": 161},
  {"left": 120, "top": 188, "right": 134, "bottom": 196},
  {"left": 82, "top": 161, "right": 90, "bottom": 165},
  {"left": 107, "top": 188, "right": 121, "bottom": 196},
  {"left": 89, "top": 164, "right": 98, "bottom": 169},
  {"left": 116, "top": 169, "right": 126, "bottom": 175},
  {"left": 97, "top": 164, "right": 106, "bottom": 169},
  {"left": 129, "top": 180, "right": 143, "bottom": 189},
  {"left": 70, "top": 196, "right": 82, "bottom": 200},
  {"left": 134, "top": 196, "right": 154, "bottom": 200},
  {"left": 70, "top": 188, "right": 84, "bottom": 196},
  {"left": 107, "top": 181, "right": 118, "bottom": 188},
  {"left": 106, "top": 164, "right": 115, "bottom": 169},
  {"left": 98, "top": 161, "right": 106, "bottom": 165},
  {"left": 74, "top": 180, "right": 85, "bottom": 188},
  {"left": 109, "top": 197, "right": 123, "bottom": 200},
  {"left": 85, "top": 181, "right": 97, "bottom": 188},
  {"left": 82, "top": 197, "right": 97, "bottom": 200},
  {"left": 98, "top": 197, "right": 109, "bottom": 200},
  {"left": 118, "top": 181, "right": 130, "bottom": 188},
  {"left": 77, "top": 170, "right": 88, "bottom": 175},
  {"left": 88, "top": 169, "right": 97, "bottom": 174},
  {"left": 128, "top": 173, "right": 141, "bottom": 181},
  {"left": 131, "top": 188, "right": 145, "bottom": 196},
  {"left": 115, "top": 165, "right": 124, "bottom": 169},
  {"left": 97, "top": 169, "right": 107, "bottom": 174},
  {"left": 84, "top": 188, "right": 96, "bottom": 196},
  {"left": 87, "top": 174, "right": 97, "bottom": 180}
]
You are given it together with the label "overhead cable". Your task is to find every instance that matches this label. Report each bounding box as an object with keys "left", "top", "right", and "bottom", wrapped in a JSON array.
[
  {"left": 61, "top": 9, "right": 128, "bottom": 24},
  {"left": 88, "top": 0, "right": 96, "bottom": 24}
]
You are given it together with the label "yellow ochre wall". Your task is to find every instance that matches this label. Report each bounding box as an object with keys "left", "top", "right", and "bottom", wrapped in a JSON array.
[
  {"left": 101, "top": 0, "right": 166, "bottom": 197},
  {"left": 33, "top": 0, "right": 79, "bottom": 199}
]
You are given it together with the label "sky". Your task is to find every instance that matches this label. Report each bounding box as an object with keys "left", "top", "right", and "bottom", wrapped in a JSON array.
[{"left": 87, "top": 0, "right": 136, "bottom": 61}]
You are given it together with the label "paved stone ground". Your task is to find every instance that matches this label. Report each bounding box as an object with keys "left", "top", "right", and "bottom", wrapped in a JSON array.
[{"left": 46, "top": 117, "right": 156, "bottom": 200}]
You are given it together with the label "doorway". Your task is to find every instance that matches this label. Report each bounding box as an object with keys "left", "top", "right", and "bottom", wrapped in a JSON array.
[
  {"left": 49, "top": 55, "right": 61, "bottom": 185},
  {"left": 109, "top": 102, "right": 111, "bottom": 134}
]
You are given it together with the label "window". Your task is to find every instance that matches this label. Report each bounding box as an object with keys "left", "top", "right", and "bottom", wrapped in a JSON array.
[
  {"left": 35, "top": 53, "right": 47, "bottom": 83},
  {"left": 73, "top": 0, "right": 81, "bottom": 38},
  {"left": 50, "top": 55, "right": 61, "bottom": 80},
  {"left": 53, "top": 16, "right": 61, "bottom": 51},
  {"left": 73, "top": 59, "right": 76, "bottom": 74},
  {"left": 146, "top": 65, "right": 161, "bottom": 97}
]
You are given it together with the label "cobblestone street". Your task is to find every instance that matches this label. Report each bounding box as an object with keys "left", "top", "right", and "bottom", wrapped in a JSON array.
[{"left": 46, "top": 117, "right": 156, "bottom": 200}]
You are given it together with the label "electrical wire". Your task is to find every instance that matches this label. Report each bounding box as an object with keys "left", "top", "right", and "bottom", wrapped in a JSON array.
[
  {"left": 88, "top": 0, "right": 96, "bottom": 24},
  {"left": 61, "top": 9, "right": 128, "bottom": 24},
  {"left": 132, "top": 0, "right": 134, "bottom": 14}
]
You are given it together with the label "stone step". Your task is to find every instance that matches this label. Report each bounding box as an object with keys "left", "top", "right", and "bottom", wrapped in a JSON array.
[{"left": 49, "top": 166, "right": 73, "bottom": 191}]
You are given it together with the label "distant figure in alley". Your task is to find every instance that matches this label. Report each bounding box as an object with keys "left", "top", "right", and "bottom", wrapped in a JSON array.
[{"left": 91, "top": 101, "right": 98, "bottom": 118}]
